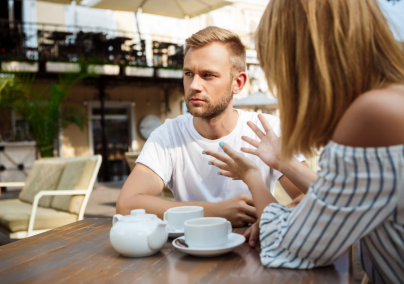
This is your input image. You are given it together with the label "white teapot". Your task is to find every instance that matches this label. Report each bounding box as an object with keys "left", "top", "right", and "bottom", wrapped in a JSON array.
[{"left": 110, "top": 209, "right": 168, "bottom": 257}]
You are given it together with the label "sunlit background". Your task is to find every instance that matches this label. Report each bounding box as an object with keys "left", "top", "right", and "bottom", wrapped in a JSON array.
[{"left": 0, "top": 0, "right": 403, "bottom": 227}]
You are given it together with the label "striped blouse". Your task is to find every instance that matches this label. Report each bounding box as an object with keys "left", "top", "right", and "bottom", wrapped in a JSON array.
[{"left": 259, "top": 141, "right": 404, "bottom": 284}]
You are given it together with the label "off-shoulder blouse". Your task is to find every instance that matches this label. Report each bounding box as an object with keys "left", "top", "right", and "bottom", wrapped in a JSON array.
[{"left": 260, "top": 141, "right": 404, "bottom": 284}]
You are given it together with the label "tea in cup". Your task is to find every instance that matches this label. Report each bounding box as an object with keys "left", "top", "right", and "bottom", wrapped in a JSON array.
[
  {"left": 163, "top": 206, "right": 204, "bottom": 231},
  {"left": 184, "top": 217, "right": 232, "bottom": 248}
]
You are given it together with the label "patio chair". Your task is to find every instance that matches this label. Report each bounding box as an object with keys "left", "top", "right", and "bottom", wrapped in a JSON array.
[{"left": 0, "top": 155, "right": 102, "bottom": 239}]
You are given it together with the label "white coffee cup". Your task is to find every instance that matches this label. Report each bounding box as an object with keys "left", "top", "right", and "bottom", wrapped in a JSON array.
[
  {"left": 184, "top": 217, "right": 232, "bottom": 248},
  {"left": 163, "top": 206, "right": 204, "bottom": 231}
]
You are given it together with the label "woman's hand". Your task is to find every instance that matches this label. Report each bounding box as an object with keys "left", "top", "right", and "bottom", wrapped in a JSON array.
[
  {"left": 204, "top": 141, "right": 278, "bottom": 218},
  {"left": 244, "top": 221, "right": 260, "bottom": 248},
  {"left": 203, "top": 142, "right": 260, "bottom": 182},
  {"left": 241, "top": 114, "right": 282, "bottom": 171}
]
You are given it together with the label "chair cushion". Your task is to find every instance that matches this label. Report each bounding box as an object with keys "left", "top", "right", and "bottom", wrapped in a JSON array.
[
  {"left": 51, "top": 158, "right": 97, "bottom": 214},
  {"left": 0, "top": 199, "right": 77, "bottom": 233},
  {"left": 19, "top": 159, "right": 66, "bottom": 207}
]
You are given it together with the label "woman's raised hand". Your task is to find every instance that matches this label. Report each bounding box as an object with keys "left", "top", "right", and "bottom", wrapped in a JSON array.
[
  {"left": 241, "top": 114, "right": 282, "bottom": 171},
  {"left": 203, "top": 142, "right": 260, "bottom": 181}
]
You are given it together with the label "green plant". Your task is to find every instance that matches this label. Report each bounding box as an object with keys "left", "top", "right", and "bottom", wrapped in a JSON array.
[
  {"left": 1, "top": 73, "right": 16, "bottom": 100},
  {"left": 0, "top": 71, "right": 95, "bottom": 157}
]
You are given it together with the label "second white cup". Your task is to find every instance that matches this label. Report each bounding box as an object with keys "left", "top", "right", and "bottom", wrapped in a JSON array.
[
  {"left": 163, "top": 206, "right": 204, "bottom": 231},
  {"left": 184, "top": 217, "right": 232, "bottom": 248}
]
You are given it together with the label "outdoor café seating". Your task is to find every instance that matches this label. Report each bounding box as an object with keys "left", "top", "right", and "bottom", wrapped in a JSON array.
[{"left": 0, "top": 155, "right": 101, "bottom": 239}]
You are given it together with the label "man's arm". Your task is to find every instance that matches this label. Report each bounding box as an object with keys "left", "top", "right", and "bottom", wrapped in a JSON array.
[{"left": 116, "top": 163, "right": 257, "bottom": 227}]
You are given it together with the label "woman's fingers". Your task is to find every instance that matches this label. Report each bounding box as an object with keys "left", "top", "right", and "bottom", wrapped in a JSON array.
[
  {"left": 217, "top": 170, "right": 239, "bottom": 179},
  {"left": 208, "top": 159, "right": 232, "bottom": 172},
  {"left": 257, "top": 114, "right": 277, "bottom": 138},
  {"left": 203, "top": 149, "right": 234, "bottom": 165},
  {"left": 247, "top": 121, "right": 265, "bottom": 139},
  {"left": 241, "top": 136, "right": 259, "bottom": 148},
  {"left": 219, "top": 142, "right": 240, "bottom": 160},
  {"left": 247, "top": 222, "right": 260, "bottom": 247},
  {"left": 240, "top": 147, "right": 258, "bottom": 156}
]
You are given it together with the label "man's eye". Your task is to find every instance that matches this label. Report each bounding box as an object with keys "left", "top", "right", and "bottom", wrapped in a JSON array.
[
  {"left": 185, "top": 72, "right": 193, "bottom": 76},
  {"left": 205, "top": 73, "right": 213, "bottom": 77}
]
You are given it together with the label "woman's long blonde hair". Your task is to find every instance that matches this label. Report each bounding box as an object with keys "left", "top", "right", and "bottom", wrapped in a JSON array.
[{"left": 256, "top": 0, "right": 404, "bottom": 159}]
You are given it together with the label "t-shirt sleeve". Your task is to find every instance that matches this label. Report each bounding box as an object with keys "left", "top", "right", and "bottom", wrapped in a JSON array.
[
  {"left": 265, "top": 115, "right": 306, "bottom": 181},
  {"left": 135, "top": 124, "right": 174, "bottom": 185}
]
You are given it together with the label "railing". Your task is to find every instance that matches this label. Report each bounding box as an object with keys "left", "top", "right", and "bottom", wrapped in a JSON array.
[{"left": 0, "top": 20, "right": 185, "bottom": 69}]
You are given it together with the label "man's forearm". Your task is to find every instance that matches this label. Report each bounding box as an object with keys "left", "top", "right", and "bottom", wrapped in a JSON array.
[
  {"left": 116, "top": 193, "right": 216, "bottom": 220},
  {"left": 117, "top": 163, "right": 257, "bottom": 227}
]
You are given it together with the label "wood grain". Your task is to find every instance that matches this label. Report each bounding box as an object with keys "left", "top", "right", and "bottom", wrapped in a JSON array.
[{"left": 0, "top": 219, "right": 351, "bottom": 284}]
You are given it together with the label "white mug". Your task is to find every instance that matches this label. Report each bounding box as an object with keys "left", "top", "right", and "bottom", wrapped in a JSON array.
[
  {"left": 184, "top": 217, "right": 232, "bottom": 248},
  {"left": 163, "top": 206, "right": 204, "bottom": 231}
]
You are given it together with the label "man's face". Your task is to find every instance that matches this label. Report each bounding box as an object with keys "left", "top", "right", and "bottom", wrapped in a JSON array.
[{"left": 183, "top": 42, "right": 234, "bottom": 120}]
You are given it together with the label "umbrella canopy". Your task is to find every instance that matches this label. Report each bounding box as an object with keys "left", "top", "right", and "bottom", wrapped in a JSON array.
[
  {"left": 78, "top": 0, "right": 234, "bottom": 19},
  {"left": 233, "top": 92, "right": 278, "bottom": 108}
]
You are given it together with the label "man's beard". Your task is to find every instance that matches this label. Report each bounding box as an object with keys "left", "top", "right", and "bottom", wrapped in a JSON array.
[{"left": 186, "top": 82, "right": 233, "bottom": 122}]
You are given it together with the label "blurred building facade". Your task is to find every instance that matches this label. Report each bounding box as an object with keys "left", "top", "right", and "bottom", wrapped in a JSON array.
[{"left": 0, "top": 0, "right": 274, "bottom": 181}]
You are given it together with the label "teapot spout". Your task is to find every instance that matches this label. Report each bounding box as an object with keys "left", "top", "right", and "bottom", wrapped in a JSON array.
[{"left": 147, "top": 220, "right": 168, "bottom": 251}]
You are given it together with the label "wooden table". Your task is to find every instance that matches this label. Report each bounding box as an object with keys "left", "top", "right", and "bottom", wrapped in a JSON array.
[{"left": 0, "top": 219, "right": 351, "bottom": 283}]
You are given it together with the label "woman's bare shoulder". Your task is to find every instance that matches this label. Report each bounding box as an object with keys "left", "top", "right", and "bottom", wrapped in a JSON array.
[{"left": 332, "top": 84, "right": 404, "bottom": 147}]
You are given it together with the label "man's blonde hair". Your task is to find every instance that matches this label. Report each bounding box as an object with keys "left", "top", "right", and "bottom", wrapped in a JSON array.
[
  {"left": 185, "top": 26, "right": 246, "bottom": 76},
  {"left": 256, "top": 0, "right": 404, "bottom": 159}
]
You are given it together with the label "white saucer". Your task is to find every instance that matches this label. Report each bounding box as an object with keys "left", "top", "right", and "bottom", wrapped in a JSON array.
[
  {"left": 172, "top": 233, "right": 245, "bottom": 257},
  {"left": 168, "top": 229, "right": 184, "bottom": 238}
]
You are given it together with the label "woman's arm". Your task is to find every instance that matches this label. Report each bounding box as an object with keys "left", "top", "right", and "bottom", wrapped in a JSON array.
[
  {"left": 241, "top": 114, "right": 317, "bottom": 194},
  {"left": 279, "top": 159, "right": 318, "bottom": 194}
]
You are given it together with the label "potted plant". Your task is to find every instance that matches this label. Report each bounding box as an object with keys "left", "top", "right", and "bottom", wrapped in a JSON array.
[
  {"left": 125, "top": 64, "right": 154, "bottom": 77},
  {"left": 0, "top": 71, "right": 94, "bottom": 157},
  {"left": 1, "top": 60, "right": 38, "bottom": 73},
  {"left": 46, "top": 59, "right": 80, "bottom": 73},
  {"left": 156, "top": 66, "right": 183, "bottom": 79}
]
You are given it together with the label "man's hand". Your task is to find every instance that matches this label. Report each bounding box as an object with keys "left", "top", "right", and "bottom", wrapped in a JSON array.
[
  {"left": 244, "top": 222, "right": 260, "bottom": 248},
  {"left": 213, "top": 194, "right": 257, "bottom": 227}
]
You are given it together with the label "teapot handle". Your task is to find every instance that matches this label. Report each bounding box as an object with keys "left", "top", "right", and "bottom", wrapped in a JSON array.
[{"left": 112, "top": 214, "right": 123, "bottom": 226}]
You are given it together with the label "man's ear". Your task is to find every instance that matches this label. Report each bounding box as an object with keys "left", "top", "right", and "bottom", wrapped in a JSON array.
[{"left": 232, "top": 72, "right": 247, "bottom": 95}]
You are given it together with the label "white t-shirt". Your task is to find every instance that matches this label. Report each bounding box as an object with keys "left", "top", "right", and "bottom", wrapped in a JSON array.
[{"left": 136, "top": 109, "right": 305, "bottom": 202}]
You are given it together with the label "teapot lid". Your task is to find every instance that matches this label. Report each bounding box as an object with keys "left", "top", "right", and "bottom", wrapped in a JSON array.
[
  {"left": 120, "top": 213, "right": 157, "bottom": 223},
  {"left": 131, "top": 209, "right": 146, "bottom": 216}
]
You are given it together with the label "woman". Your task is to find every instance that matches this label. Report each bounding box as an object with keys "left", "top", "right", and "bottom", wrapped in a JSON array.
[{"left": 203, "top": 0, "right": 404, "bottom": 283}]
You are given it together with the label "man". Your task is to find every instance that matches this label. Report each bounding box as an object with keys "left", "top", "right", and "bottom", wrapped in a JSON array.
[{"left": 117, "top": 26, "right": 307, "bottom": 245}]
